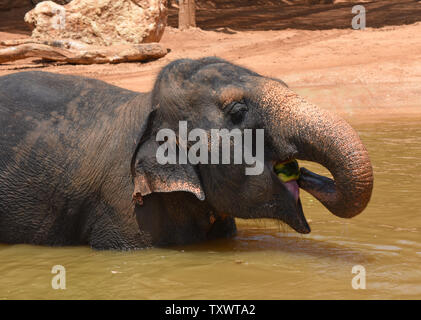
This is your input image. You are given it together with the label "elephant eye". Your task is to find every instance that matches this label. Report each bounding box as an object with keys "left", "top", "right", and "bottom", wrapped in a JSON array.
[{"left": 228, "top": 101, "right": 248, "bottom": 124}]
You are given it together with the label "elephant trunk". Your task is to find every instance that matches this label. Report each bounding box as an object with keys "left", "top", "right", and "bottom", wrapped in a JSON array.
[{"left": 258, "top": 80, "right": 373, "bottom": 218}]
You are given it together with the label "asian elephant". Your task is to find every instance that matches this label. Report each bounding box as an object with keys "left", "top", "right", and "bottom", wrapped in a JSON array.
[{"left": 0, "top": 57, "right": 373, "bottom": 250}]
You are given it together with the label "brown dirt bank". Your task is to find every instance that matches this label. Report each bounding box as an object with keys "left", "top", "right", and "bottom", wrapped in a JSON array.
[
  {"left": 169, "top": 0, "right": 421, "bottom": 31},
  {"left": 1, "top": 2, "right": 420, "bottom": 120}
]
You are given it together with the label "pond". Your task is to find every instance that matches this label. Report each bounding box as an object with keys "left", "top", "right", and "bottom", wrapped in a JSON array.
[{"left": 0, "top": 116, "right": 420, "bottom": 299}]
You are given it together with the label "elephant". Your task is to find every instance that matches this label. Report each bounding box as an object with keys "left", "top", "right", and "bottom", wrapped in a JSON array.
[{"left": 0, "top": 57, "right": 373, "bottom": 250}]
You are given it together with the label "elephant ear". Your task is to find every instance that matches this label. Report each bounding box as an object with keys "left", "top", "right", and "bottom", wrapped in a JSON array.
[{"left": 132, "top": 135, "right": 205, "bottom": 205}]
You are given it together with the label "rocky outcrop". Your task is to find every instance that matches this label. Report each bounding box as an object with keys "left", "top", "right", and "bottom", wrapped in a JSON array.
[
  {"left": 24, "top": 0, "right": 167, "bottom": 46},
  {"left": 0, "top": 38, "right": 168, "bottom": 64}
]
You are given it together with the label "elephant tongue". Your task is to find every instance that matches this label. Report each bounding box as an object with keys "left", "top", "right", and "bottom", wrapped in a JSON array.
[{"left": 285, "top": 180, "right": 300, "bottom": 203}]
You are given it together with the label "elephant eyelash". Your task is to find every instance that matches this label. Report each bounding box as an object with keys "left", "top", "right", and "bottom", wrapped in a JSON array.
[
  {"left": 229, "top": 101, "right": 248, "bottom": 114},
  {"left": 225, "top": 100, "right": 247, "bottom": 113},
  {"left": 228, "top": 101, "right": 248, "bottom": 124}
]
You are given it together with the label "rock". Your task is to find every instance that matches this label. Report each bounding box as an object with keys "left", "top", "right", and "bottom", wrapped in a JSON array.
[
  {"left": 24, "top": 0, "right": 167, "bottom": 46},
  {"left": 0, "top": 39, "right": 168, "bottom": 64}
]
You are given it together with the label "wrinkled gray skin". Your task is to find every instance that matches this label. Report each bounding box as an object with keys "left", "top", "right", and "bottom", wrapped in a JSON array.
[{"left": 0, "top": 57, "right": 373, "bottom": 249}]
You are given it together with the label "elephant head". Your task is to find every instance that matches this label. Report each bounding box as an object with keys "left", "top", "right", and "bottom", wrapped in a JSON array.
[{"left": 132, "top": 57, "right": 373, "bottom": 235}]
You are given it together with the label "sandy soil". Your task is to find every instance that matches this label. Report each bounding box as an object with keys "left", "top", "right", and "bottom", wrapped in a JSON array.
[{"left": 0, "top": 1, "right": 420, "bottom": 120}]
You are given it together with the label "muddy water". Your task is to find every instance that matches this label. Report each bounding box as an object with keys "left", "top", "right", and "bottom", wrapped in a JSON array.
[{"left": 1, "top": 116, "right": 420, "bottom": 300}]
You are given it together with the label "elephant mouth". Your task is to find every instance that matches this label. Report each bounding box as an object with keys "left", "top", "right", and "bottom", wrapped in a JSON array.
[
  {"left": 272, "top": 160, "right": 311, "bottom": 234},
  {"left": 284, "top": 180, "right": 300, "bottom": 203},
  {"left": 274, "top": 159, "right": 301, "bottom": 202}
]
